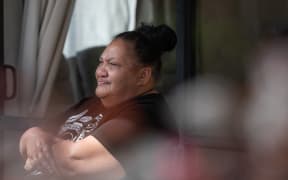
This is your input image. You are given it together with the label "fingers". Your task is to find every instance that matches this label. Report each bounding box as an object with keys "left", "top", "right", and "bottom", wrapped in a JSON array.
[
  {"left": 37, "top": 151, "right": 52, "bottom": 174},
  {"left": 24, "top": 158, "right": 33, "bottom": 171},
  {"left": 39, "top": 146, "right": 61, "bottom": 175},
  {"left": 22, "top": 127, "right": 60, "bottom": 175},
  {"left": 25, "top": 142, "right": 60, "bottom": 175}
]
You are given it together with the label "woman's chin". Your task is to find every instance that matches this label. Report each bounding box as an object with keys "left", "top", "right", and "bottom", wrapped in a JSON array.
[{"left": 95, "top": 88, "right": 109, "bottom": 98}]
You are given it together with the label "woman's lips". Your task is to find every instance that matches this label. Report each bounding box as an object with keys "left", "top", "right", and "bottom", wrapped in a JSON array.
[{"left": 97, "top": 81, "right": 110, "bottom": 85}]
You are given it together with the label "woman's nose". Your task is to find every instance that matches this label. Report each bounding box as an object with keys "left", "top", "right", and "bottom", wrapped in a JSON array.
[{"left": 96, "top": 64, "right": 108, "bottom": 77}]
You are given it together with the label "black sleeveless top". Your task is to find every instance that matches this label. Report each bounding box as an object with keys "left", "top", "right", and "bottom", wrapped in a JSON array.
[{"left": 40, "top": 93, "right": 174, "bottom": 176}]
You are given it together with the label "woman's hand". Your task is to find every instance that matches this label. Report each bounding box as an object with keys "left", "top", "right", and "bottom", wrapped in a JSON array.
[{"left": 19, "top": 126, "right": 59, "bottom": 174}]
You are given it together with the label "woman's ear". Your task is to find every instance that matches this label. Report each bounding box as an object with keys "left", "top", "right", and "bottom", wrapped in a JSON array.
[{"left": 137, "top": 67, "right": 152, "bottom": 86}]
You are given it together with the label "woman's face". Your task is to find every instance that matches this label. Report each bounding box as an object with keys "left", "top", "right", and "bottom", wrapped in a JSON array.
[{"left": 95, "top": 38, "right": 142, "bottom": 106}]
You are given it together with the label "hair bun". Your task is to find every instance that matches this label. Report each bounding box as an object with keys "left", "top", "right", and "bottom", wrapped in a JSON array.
[{"left": 136, "top": 23, "right": 177, "bottom": 53}]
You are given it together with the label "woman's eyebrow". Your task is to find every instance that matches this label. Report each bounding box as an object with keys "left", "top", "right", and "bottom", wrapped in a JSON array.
[
  {"left": 107, "top": 58, "right": 116, "bottom": 62},
  {"left": 99, "top": 57, "right": 115, "bottom": 62}
]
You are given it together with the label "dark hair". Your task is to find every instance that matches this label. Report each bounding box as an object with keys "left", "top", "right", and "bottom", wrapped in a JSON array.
[{"left": 114, "top": 23, "right": 177, "bottom": 80}]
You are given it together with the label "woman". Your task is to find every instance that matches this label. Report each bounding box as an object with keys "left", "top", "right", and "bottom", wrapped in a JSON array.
[{"left": 19, "top": 23, "right": 177, "bottom": 179}]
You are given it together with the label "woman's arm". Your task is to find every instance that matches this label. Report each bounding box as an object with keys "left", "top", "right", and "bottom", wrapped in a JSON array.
[
  {"left": 20, "top": 117, "right": 139, "bottom": 178},
  {"left": 52, "top": 135, "right": 125, "bottom": 178},
  {"left": 50, "top": 118, "right": 140, "bottom": 178}
]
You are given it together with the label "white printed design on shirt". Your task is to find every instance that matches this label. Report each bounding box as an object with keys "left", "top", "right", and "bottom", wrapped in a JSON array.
[{"left": 59, "top": 109, "right": 103, "bottom": 141}]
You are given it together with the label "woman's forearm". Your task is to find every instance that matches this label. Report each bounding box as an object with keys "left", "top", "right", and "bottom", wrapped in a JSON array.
[
  {"left": 51, "top": 136, "right": 102, "bottom": 174},
  {"left": 51, "top": 136, "right": 125, "bottom": 178}
]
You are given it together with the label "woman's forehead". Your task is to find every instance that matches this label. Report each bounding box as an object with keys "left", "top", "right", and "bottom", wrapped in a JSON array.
[{"left": 102, "top": 39, "right": 138, "bottom": 63}]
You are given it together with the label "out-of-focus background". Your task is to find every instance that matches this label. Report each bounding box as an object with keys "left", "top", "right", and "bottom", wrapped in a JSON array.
[{"left": 2, "top": 0, "right": 288, "bottom": 179}]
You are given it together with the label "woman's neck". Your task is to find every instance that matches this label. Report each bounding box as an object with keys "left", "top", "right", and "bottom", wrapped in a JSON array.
[{"left": 100, "top": 86, "right": 156, "bottom": 108}]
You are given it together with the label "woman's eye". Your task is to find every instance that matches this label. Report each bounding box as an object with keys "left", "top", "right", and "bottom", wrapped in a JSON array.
[{"left": 109, "top": 62, "right": 119, "bottom": 66}]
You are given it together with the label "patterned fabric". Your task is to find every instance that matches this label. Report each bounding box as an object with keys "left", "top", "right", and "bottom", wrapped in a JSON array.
[{"left": 58, "top": 109, "right": 103, "bottom": 141}]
